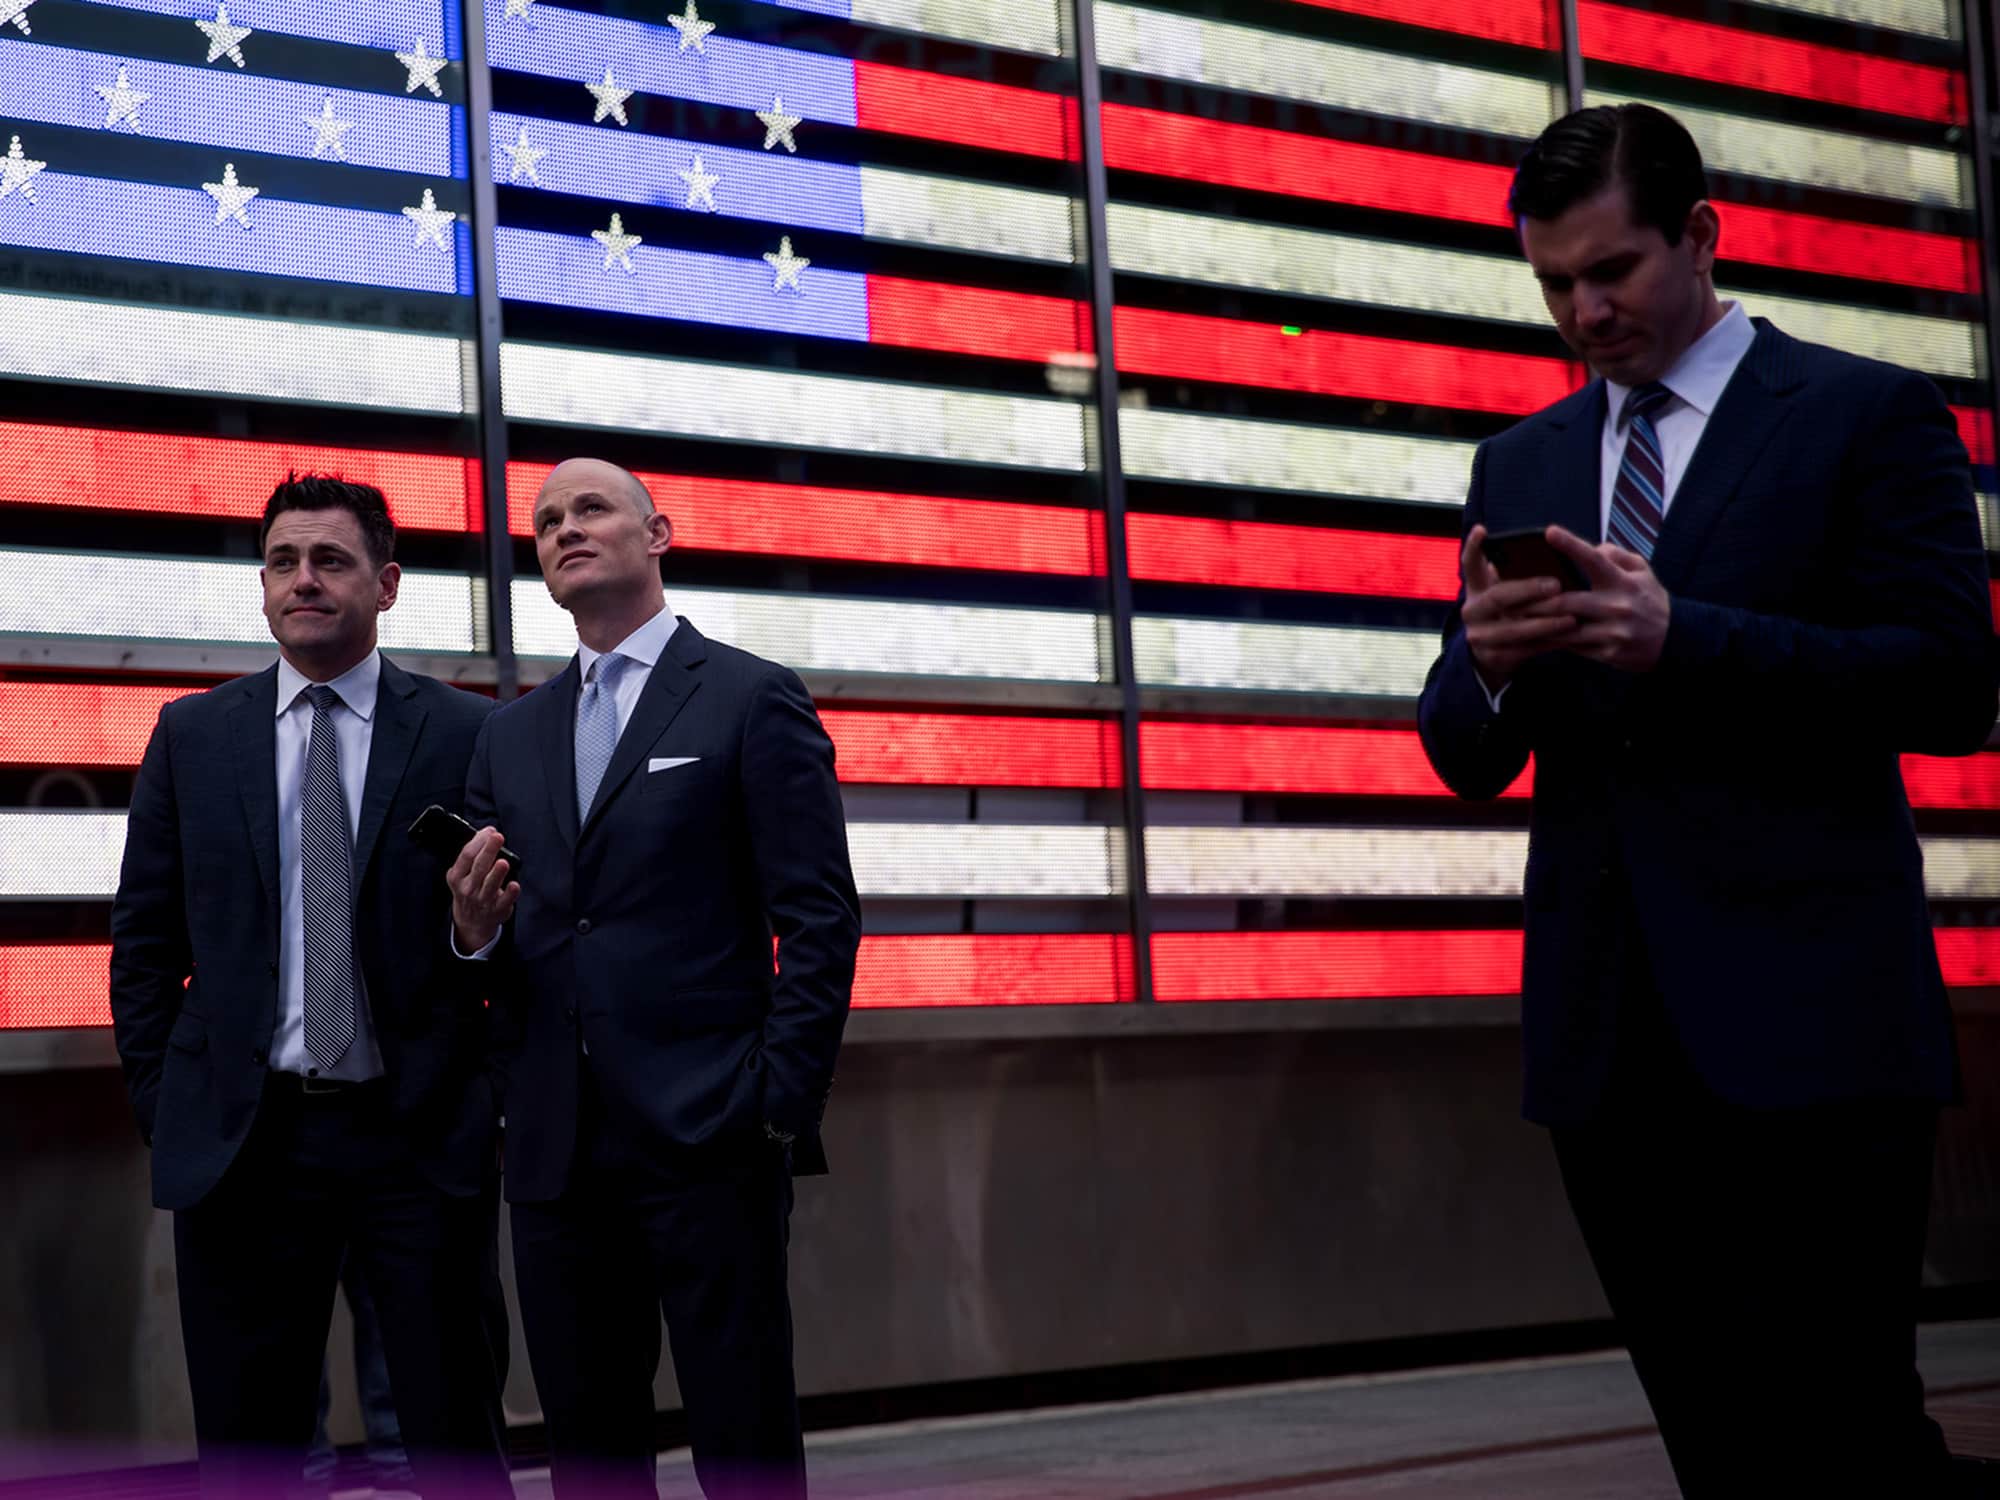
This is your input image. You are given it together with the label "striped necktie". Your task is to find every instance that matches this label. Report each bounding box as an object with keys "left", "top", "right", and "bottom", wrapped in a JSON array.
[
  {"left": 1606, "top": 381, "right": 1675, "bottom": 561},
  {"left": 300, "top": 684, "right": 356, "bottom": 1071}
]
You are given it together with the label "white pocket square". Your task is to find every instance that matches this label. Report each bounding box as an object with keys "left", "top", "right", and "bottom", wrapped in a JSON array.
[{"left": 648, "top": 756, "right": 700, "bottom": 773}]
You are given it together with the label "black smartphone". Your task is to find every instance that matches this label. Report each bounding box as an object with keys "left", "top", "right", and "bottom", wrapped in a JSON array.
[
  {"left": 408, "top": 805, "right": 522, "bottom": 882},
  {"left": 1482, "top": 527, "right": 1589, "bottom": 592}
]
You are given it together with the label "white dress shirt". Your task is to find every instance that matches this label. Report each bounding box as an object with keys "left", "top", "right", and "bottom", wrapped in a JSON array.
[
  {"left": 272, "top": 651, "right": 387, "bottom": 1080},
  {"left": 456, "top": 597, "right": 678, "bottom": 963},
  {"left": 1482, "top": 301, "right": 1757, "bottom": 712},
  {"left": 1597, "top": 300, "right": 1756, "bottom": 537}
]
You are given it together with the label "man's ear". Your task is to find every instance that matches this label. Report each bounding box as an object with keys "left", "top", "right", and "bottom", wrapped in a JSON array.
[
  {"left": 377, "top": 560, "right": 402, "bottom": 612},
  {"left": 1686, "top": 200, "right": 1721, "bottom": 274},
  {"left": 647, "top": 511, "right": 673, "bottom": 556}
]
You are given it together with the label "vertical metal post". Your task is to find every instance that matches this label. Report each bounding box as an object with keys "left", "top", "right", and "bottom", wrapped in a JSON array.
[
  {"left": 459, "top": 0, "right": 519, "bottom": 700},
  {"left": 1964, "top": 0, "right": 2000, "bottom": 479},
  {"left": 1073, "top": 0, "right": 1155, "bottom": 1003},
  {"left": 1557, "top": 0, "right": 1586, "bottom": 113}
]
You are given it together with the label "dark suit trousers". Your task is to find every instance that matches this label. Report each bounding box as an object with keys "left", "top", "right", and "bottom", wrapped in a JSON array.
[
  {"left": 173, "top": 1075, "right": 512, "bottom": 1500},
  {"left": 511, "top": 1064, "right": 803, "bottom": 1500},
  {"left": 1551, "top": 956, "right": 1952, "bottom": 1497}
]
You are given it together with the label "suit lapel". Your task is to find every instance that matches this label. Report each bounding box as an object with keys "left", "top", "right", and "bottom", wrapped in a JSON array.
[
  {"left": 227, "top": 667, "right": 281, "bottom": 909},
  {"left": 540, "top": 657, "right": 583, "bottom": 849},
  {"left": 580, "top": 620, "right": 706, "bottom": 838},
  {"left": 353, "top": 657, "right": 424, "bottom": 887},
  {"left": 1648, "top": 320, "right": 1804, "bottom": 591},
  {"left": 1544, "top": 380, "right": 1606, "bottom": 544}
]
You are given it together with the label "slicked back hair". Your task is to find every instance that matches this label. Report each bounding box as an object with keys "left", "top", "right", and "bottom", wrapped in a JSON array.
[
  {"left": 1508, "top": 103, "right": 1709, "bottom": 245},
  {"left": 259, "top": 474, "right": 397, "bottom": 568}
]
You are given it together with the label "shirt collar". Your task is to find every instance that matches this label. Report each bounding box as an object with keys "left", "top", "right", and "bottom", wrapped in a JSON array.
[
  {"left": 275, "top": 649, "right": 381, "bottom": 722},
  {"left": 575, "top": 595, "right": 678, "bottom": 681},
  {"left": 1607, "top": 300, "right": 1755, "bottom": 428}
]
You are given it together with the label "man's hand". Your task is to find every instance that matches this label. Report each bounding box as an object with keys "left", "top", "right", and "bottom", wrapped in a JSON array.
[
  {"left": 1543, "top": 527, "right": 1671, "bottom": 673},
  {"left": 448, "top": 826, "right": 519, "bottom": 954},
  {"left": 1461, "top": 524, "right": 1577, "bottom": 692}
]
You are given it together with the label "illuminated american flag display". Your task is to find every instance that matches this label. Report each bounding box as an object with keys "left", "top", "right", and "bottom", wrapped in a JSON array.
[{"left": 0, "top": 0, "right": 1997, "bottom": 1025}]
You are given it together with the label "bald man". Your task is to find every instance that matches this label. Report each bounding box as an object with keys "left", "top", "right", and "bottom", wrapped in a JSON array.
[{"left": 448, "top": 459, "right": 860, "bottom": 1499}]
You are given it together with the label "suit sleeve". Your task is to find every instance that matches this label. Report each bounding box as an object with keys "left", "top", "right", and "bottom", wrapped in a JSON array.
[
  {"left": 742, "top": 667, "right": 860, "bottom": 1138},
  {"left": 1659, "top": 368, "right": 1997, "bottom": 753},
  {"left": 1418, "top": 444, "right": 1537, "bottom": 799},
  {"left": 108, "top": 706, "right": 191, "bottom": 1144},
  {"left": 461, "top": 714, "right": 525, "bottom": 1100}
]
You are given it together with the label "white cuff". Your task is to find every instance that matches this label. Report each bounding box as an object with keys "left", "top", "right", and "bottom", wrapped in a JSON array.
[{"left": 450, "top": 921, "right": 501, "bottom": 960}]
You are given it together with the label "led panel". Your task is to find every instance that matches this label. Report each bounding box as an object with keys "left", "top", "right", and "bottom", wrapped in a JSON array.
[
  {"left": 511, "top": 582, "right": 1108, "bottom": 682},
  {"left": 1120, "top": 408, "right": 1475, "bottom": 505},
  {"left": 853, "top": 937, "right": 1137, "bottom": 1012},
  {"left": 0, "top": 294, "right": 467, "bottom": 412},
  {"left": 1094, "top": 3, "right": 1557, "bottom": 139},
  {"left": 0, "top": 684, "right": 195, "bottom": 766},
  {"left": 822, "top": 711, "right": 1123, "bottom": 787},
  {"left": 1125, "top": 515, "right": 1460, "bottom": 599},
  {"left": 846, "top": 0, "right": 1064, "bottom": 54},
  {"left": 1706, "top": 0, "right": 1951, "bottom": 40},
  {"left": 1131, "top": 616, "right": 1438, "bottom": 697},
  {"left": 1152, "top": 930, "right": 1525, "bottom": 1001},
  {"left": 859, "top": 166, "right": 1080, "bottom": 263},
  {"left": 1147, "top": 826, "right": 1530, "bottom": 898},
  {"left": 1285, "top": 0, "right": 1551, "bottom": 49},
  {"left": 0, "top": 550, "right": 478, "bottom": 652},
  {"left": 71, "top": 0, "right": 456, "bottom": 55},
  {"left": 500, "top": 343, "right": 1088, "bottom": 472},
  {"left": 1140, "top": 723, "right": 1527, "bottom": 798}
]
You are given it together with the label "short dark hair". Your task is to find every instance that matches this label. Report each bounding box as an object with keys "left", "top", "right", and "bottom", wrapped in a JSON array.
[
  {"left": 259, "top": 474, "right": 396, "bottom": 567},
  {"left": 1508, "top": 103, "right": 1709, "bottom": 245}
]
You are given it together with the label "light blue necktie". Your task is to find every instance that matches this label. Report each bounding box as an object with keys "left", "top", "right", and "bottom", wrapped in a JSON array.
[{"left": 574, "top": 652, "right": 629, "bottom": 824}]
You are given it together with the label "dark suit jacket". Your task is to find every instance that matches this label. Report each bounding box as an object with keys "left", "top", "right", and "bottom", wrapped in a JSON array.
[
  {"left": 1419, "top": 320, "right": 1996, "bottom": 1124},
  {"left": 109, "top": 657, "right": 500, "bottom": 1210},
  {"left": 466, "top": 618, "right": 861, "bottom": 1201}
]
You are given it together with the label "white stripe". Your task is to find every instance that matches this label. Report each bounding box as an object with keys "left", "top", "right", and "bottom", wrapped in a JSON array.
[
  {"left": 1148, "top": 826, "right": 1528, "bottom": 897},
  {"left": 502, "top": 342, "right": 1089, "bottom": 473},
  {"left": 25, "top": 810, "right": 1990, "bottom": 901},
  {"left": 1591, "top": 90, "right": 1966, "bottom": 209},
  {"left": 0, "top": 293, "right": 467, "bottom": 414},
  {"left": 1095, "top": 2, "right": 1556, "bottom": 140},
  {"left": 1132, "top": 616, "right": 1439, "bottom": 697},
  {"left": 860, "top": 166, "right": 1079, "bottom": 264},
  {"left": 512, "top": 582, "right": 1109, "bottom": 681},
  {"left": 849, "top": 0, "right": 1064, "bottom": 53},
  {"left": 1108, "top": 202, "right": 1546, "bottom": 326},
  {"left": 1979, "top": 494, "right": 2000, "bottom": 550},
  {"left": 1121, "top": 406, "right": 1475, "bottom": 505},
  {"left": 849, "top": 824, "right": 1123, "bottom": 896},
  {"left": 0, "top": 550, "right": 478, "bottom": 652},
  {"left": 1738, "top": 0, "right": 1951, "bottom": 38},
  {"left": 1106, "top": 203, "right": 1980, "bottom": 380}
]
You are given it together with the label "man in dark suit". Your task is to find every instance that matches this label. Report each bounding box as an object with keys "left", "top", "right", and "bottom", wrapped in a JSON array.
[
  {"left": 448, "top": 457, "right": 859, "bottom": 1500},
  {"left": 1419, "top": 105, "right": 1995, "bottom": 1495},
  {"left": 109, "top": 476, "right": 512, "bottom": 1498}
]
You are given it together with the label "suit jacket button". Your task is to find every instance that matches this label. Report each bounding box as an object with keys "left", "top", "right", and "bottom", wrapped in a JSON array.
[
  {"left": 575, "top": 918, "right": 592, "bottom": 935},
  {"left": 252, "top": 1049, "right": 266, "bottom": 1065},
  {"left": 267, "top": 962, "right": 278, "bottom": 977}
]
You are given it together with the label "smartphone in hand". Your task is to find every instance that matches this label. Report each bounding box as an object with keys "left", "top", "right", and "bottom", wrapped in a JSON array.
[
  {"left": 1481, "top": 527, "right": 1589, "bottom": 593},
  {"left": 408, "top": 805, "right": 523, "bottom": 883}
]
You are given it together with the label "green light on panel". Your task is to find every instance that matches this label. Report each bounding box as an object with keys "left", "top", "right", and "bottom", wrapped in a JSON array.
[{"left": 1280, "top": 325, "right": 1304, "bottom": 336}]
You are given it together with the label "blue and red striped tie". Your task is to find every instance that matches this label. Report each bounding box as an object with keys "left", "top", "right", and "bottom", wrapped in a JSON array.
[{"left": 1607, "top": 382, "right": 1675, "bottom": 561}]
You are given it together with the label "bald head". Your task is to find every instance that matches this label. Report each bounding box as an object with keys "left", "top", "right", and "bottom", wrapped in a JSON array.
[{"left": 541, "top": 457, "right": 656, "bottom": 520}]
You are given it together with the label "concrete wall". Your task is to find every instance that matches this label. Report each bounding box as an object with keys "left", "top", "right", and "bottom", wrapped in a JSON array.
[{"left": 2, "top": 1000, "right": 1995, "bottom": 1478}]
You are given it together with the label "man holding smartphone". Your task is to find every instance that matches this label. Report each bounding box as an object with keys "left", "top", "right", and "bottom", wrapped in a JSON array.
[
  {"left": 1419, "top": 105, "right": 1995, "bottom": 1495},
  {"left": 109, "top": 476, "right": 511, "bottom": 1497}
]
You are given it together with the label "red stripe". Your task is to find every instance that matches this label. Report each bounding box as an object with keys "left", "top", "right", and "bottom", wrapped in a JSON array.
[
  {"left": 1957, "top": 407, "right": 1996, "bottom": 466},
  {"left": 1127, "top": 515, "right": 1461, "bottom": 599},
  {"left": 508, "top": 466, "right": 1104, "bottom": 576},
  {"left": 852, "top": 62, "right": 1079, "bottom": 160},
  {"left": 1142, "top": 723, "right": 1531, "bottom": 797},
  {"left": 1154, "top": 930, "right": 1524, "bottom": 1000},
  {"left": 1904, "top": 753, "right": 2000, "bottom": 811},
  {"left": 1101, "top": 103, "right": 1515, "bottom": 226},
  {"left": 1577, "top": 1, "right": 1962, "bottom": 124},
  {"left": 823, "top": 711, "right": 1123, "bottom": 787},
  {"left": 865, "top": 276, "right": 1093, "bottom": 364},
  {"left": 9, "top": 927, "right": 1998, "bottom": 1026},
  {"left": 1992, "top": 582, "right": 2000, "bottom": 628},
  {"left": 852, "top": 935, "right": 1136, "bottom": 1007},
  {"left": 1721, "top": 203, "right": 1977, "bottom": 295},
  {"left": 1288, "top": 0, "right": 1553, "bottom": 48},
  {"left": 0, "top": 423, "right": 481, "bottom": 532},
  {"left": 1113, "top": 307, "right": 1578, "bottom": 415},
  {"left": 0, "top": 684, "right": 195, "bottom": 766}
]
